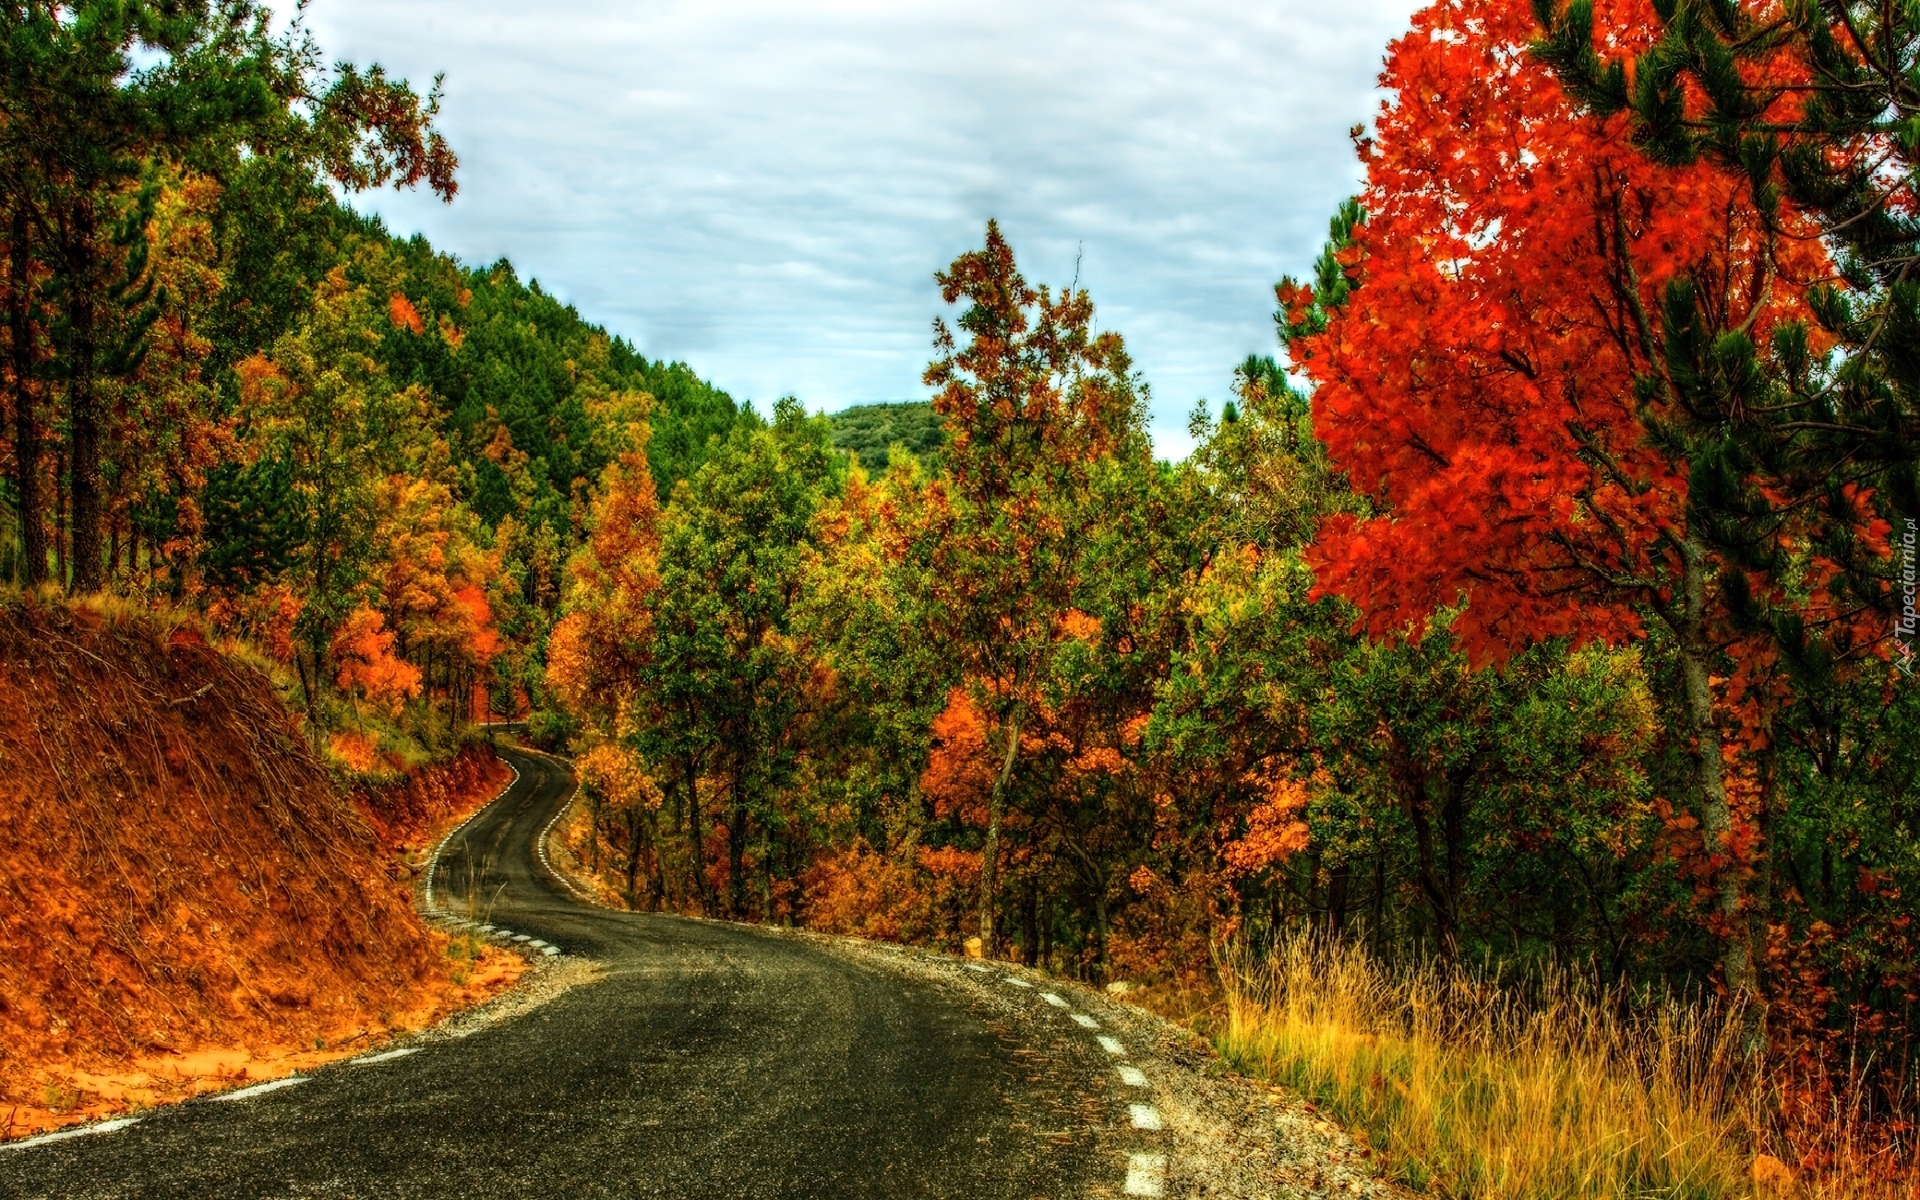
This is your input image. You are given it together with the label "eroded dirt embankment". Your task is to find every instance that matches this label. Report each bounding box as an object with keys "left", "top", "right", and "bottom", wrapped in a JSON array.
[{"left": 0, "top": 598, "right": 517, "bottom": 1139}]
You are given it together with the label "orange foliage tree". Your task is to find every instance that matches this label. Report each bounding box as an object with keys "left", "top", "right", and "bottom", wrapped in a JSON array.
[{"left": 913, "top": 220, "right": 1149, "bottom": 955}]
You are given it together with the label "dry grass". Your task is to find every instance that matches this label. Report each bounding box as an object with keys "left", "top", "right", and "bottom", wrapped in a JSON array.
[{"left": 1216, "top": 933, "right": 1917, "bottom": 1200}]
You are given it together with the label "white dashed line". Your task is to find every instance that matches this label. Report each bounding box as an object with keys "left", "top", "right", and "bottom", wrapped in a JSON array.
[
  {"left": 351, "top": 1048, "right": 419, "bottom": 1065},
  {"left": 542, "top": 945, "right": 561, "bottom": 956},
  {"left": 511, "top": 934, "right": 531, "bottom": 943},
  {"left": 211, "top": 1077, "right": 309, "bottom": 1102},
  {"left": 528, "top": 939, "right": 549, "bottom": 949},
  {"left": 1124, "top": 1152, "right": 1168, "bottom": 1197},
  {"left": 970, "top": 959, "right": 1166, "bottom": 1199},
  {"left": 0, "top": 1118, "right": 139, "bottom": 1152}
]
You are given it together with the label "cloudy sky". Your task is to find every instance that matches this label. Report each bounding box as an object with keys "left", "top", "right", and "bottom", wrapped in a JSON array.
[{"left": 303, "top": 0, "right": 1420, "bottom": 457}]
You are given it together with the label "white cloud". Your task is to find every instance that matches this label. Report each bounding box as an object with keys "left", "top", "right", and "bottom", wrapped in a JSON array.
[{"left": 301, "top": 0, "right": 1419, "bottom": 458}]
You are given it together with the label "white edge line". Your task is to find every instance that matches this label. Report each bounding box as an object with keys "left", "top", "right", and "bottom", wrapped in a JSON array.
[
  {"left": 423, "top": 759, "right": 522, "bottom": 913},
  {"left": 0, "top": 1118, "right": 140, "bottom": 1152},
  {"left": 350, "top": 1048, "right": 419, "bottom": 1065},
  {"left": 209, "top": 1076, "right": 309, "bottom": 1102},
  {"left": 533, "top": 756, "right": 597, "bottom": 903}
]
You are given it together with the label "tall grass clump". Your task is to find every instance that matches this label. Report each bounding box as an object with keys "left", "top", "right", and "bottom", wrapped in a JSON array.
[{"left": 1215, "top": 932, "right": 1914, "bottom": 1199}]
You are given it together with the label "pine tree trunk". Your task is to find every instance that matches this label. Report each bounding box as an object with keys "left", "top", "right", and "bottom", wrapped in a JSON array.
[
  {"left": 977, "top": 711, "right": 1022, "bottom": 958},
  {"left": 1677, "top": 535, "right": 1756, "bottom": 998},
  {"left": 66, "top": 196, "right": 102, "bottom": 594},
  {"left": 8, "top": 204, "right": 45, "bottom": 589}
]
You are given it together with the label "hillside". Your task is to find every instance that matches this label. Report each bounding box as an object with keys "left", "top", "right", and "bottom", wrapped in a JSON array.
[
  {"left": 826, "top": 401, "right": 947, "bottom": 472},
  {"left": 0, "top": 599, "right": 516, "bottom": 1137}
]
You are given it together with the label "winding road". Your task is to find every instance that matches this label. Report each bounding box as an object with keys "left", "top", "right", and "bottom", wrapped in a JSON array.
[{"left": 0, "top": 746, "right": 1138, "bottom": 1199}]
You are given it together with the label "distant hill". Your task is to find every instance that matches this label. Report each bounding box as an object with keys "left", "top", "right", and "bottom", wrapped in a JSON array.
[{"left": 827, "top": 402, "right": 946, "bottom": 472}]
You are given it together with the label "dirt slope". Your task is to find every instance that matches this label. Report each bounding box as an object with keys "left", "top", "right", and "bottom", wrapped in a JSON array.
[{"left": 0, "top": 598, "right": 511, "bottom": 1136}]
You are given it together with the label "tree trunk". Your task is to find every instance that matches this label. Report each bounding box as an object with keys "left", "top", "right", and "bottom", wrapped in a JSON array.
[
  {"left": 661, "top": 778, "right": 683, "bottom": 911},
  {"left": 1676, "top": 535, "right": 1757, "bottom": 998},
  {"left": 8, "top": 204, "right": 44, "bottom": 589},
  {"left": 760, "top": 826, "right": 774, "bottom": 923},
  {"left": 53, "top": 442, "right": 66, "bottom": 585},
  {"left": 1327, "top": 858, "right": 1352, "bottom": 937},
  {"left": 66, "top": 196, "right": 102, "bottom": 594},
  {"left": 1092, "top": 885, "right": 1110, "bottom": 983},
  {"left": 624, "top": 807, "right": 645, "bottom": 906},
  {"left": 1404, "top": 769, "right": 1458, "bottom": 956},
  {"left": 1021, "top": 887, "right": 1039, "bottom": 966},
  {"left": 684, "top": 752, "right": 712, "bottom": 914},
  {"left": 293, "top": 649, "right": 316, "bottom": 728},
  {"left": 728, "top": 773, "right": 748, "bottom": 919},
  {"left": 977, "top": 710, "right": 1022, "bottom": 958}
]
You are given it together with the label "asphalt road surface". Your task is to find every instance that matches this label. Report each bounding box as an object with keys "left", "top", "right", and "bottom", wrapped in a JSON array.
[{"left": 0, "top": 747, "right": 1119, "bottom": 1199}]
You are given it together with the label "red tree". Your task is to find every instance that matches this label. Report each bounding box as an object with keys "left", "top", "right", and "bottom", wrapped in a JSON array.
[{"left": 1286, "top": 0, "right": 1833, "bottom": 993}]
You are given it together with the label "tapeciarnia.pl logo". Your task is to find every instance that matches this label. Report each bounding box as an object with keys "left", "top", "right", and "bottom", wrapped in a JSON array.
[{"left": 1900, "top": 517, "right": 1916, "bottom": 678}]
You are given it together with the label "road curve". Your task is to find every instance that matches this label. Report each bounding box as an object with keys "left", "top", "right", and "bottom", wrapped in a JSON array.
[{"left": 0, "top": 746, "right": 1111, "bottom": 1199}]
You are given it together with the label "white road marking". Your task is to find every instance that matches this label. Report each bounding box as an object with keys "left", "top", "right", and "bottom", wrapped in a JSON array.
[
  {"left": 423, "top": 760, "right": 521, "bottom": 912},
  {"left": 1040, "top": 992, "right": 1069, "bottom": 1008},
  {"left": 1124, "top": 1152, "right": 1168, "bottom": 1197},
  {"left": 531, "top": 750, "right": 601, "bottom": 904},
  {"left": 1117, "top": 1065, "right": 1149, "bottom": 1087},
  {"left": 542, "top": 945, "right": 561, "bottom": 956},
  {"left": 528, "top": 940, "right": 549, "bottom": 949},
  {"left": 211, "top": 1076, "right": 309, "bottom": 1102},
  {"left": 0, "top": 1118, "right": 139, "bottom": 1152},
  {"left": 511, "top": 934, "right": 531, "bottom": 943},
  {"left": 965, "top": 964, "right": 991, "bottom": 973},
  {"left": 1005, "top": 979, "right": 1033, "bottom": 988},
  {"left": 351, "top": 1048, "right": 419, "bottom": 1065},
  {"left": 1129, "top": 1103, "right": 1164, "bottom": 1131},
  {"left": 1071, "top": 1013, "right": 1099, "bottom": 1029},
  {"left": 1098, "top": 1035, "right": 1125, "bottom": 1055}
]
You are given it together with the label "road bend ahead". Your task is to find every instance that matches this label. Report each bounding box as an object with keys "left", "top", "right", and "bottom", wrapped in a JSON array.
[{"left": 2, "top": 746, "right": 1120, "bottom": 1199}]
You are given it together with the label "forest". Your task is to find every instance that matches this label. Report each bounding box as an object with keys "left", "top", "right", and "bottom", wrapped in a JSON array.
[{"left": 3, "top": 0, "right": 1917, "bottom": 1195}]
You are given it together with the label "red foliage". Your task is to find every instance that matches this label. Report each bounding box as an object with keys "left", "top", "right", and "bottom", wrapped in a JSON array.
[{"left": 1292, "top": 0, "right": 1826, "bottom": 665}]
